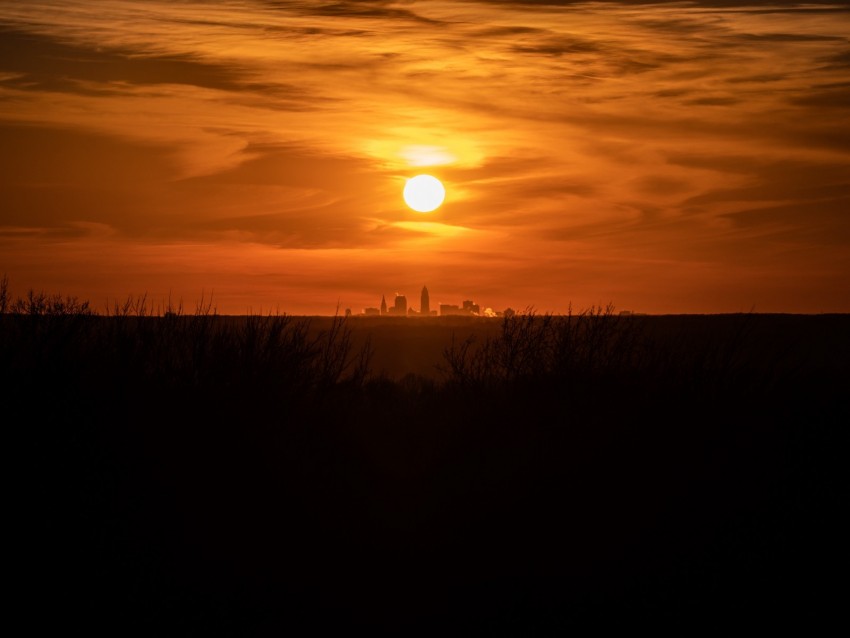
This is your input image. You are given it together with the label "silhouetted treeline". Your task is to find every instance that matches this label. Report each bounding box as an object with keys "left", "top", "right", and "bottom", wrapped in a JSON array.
[{"left": 3, "top": 278, "right": 845, "bottom": 633}]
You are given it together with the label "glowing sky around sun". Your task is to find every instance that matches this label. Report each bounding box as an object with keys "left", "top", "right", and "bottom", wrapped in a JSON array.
[{"left": 1, "top": 1, "right": 849, "bottom": 314}]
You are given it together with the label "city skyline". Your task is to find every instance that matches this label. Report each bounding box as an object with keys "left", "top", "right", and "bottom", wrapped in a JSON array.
[{"left": 358, "top": 285, "right": 498, "bottom": 317}]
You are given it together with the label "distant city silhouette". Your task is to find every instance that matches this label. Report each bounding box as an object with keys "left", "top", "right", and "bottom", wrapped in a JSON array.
[{"left": 356, "top": 286, "right": 512, "bottom": 317}]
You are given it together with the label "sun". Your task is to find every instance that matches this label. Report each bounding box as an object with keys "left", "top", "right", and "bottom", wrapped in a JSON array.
[{"left": 403, "top": 174, "right": 445, "bottom": 213}]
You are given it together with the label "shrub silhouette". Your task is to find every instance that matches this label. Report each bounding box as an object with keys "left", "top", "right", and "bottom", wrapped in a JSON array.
[
  {"left": 440, "top": 303, "right": 649, "bottom": 389},
  {"left": 0, "top": 278, "right": 373, "bottom": 408},
  {"left": 3, "top": 275, "right": 844, "bottom": 632}
]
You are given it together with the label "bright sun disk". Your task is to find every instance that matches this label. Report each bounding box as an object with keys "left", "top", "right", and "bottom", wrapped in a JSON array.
[{"left": 403, "top": 174, "right": 445, "bottom": 213}]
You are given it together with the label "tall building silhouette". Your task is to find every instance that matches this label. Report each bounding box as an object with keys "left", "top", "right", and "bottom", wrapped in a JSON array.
[
  {"left": 394, "top": 294, "right": 407, "bottom": 315},
  {"left": 463, "top": 300, "right": 480, "bottom": 315},
  {"left": 421, "top": 286, "right": 430, "bottom": 316},
  {"left": 380, "top": 294, "right": 387, "bottom": 316}
]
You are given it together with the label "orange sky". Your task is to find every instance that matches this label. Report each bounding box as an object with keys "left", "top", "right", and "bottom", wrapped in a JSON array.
[{"left": 1, "top": 0, "right": 849, "bottom": 314}]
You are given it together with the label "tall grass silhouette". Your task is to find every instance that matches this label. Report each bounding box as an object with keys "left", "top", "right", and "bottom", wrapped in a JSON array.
[
  {"left": 0, "top": 276, "right": 373, "bottom": 407},
  {"left": 3, "top": 275, "right": 844, "bottom": 632}
]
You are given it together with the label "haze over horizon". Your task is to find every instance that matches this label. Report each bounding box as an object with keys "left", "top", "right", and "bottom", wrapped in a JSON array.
[{"left": 2, "top": 1, "right": 849, "bottom": 315}]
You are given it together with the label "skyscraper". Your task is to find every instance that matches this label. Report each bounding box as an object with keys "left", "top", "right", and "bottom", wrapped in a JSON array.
[
  {"left": 394, "top": 294, "right": 407, "bottom": 315},
  {"left": 421, "top": 286, "right": 430, "bottom": 316},
  {"left": 380, "top": 294, "right": 387, "bottom": 316}
]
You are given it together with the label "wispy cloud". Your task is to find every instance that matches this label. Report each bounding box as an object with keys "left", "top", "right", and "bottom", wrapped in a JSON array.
[{"left": 1, "top": 0, "right": 848, "bottom": 313}]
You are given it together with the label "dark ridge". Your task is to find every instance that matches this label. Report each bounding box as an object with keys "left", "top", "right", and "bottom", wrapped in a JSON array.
[{"left": 3, "top": 281, "right": 845, "bottom": 632}]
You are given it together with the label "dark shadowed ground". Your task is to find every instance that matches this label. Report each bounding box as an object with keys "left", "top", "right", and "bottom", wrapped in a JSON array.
[{"left": 4, "top": 307, "right": 846, "bottom": 633}]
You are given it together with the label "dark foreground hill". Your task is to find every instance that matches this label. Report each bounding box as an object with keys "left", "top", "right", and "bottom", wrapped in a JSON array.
[{"left": 3, "top": 298, "right": 846, "bottom": 632}]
